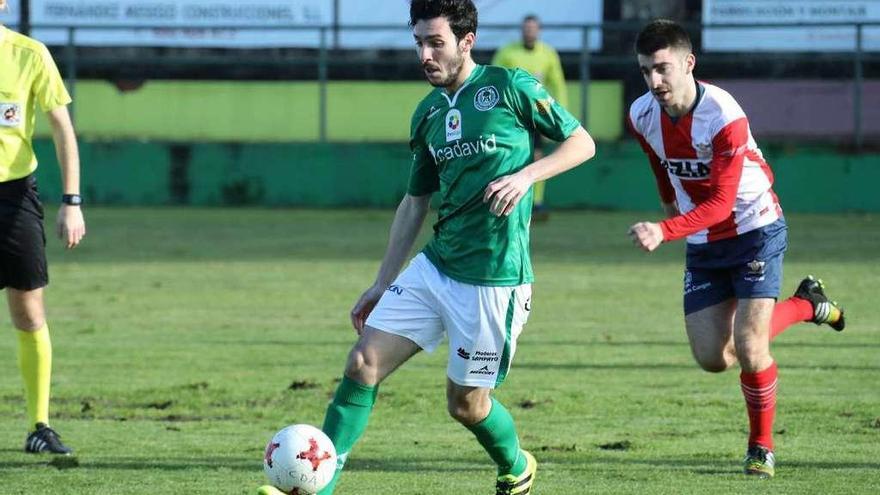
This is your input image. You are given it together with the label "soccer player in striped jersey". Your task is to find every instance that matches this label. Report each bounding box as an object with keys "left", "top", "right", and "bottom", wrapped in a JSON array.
[
  {"left": 0, "top": 1, "right": 84, "bottom": 455},
  {"left": 315, "top": 1, "right": 595, "bottom": 494},
  {"left": 626, "top": 19, "right": 845, "bottom": 478}
]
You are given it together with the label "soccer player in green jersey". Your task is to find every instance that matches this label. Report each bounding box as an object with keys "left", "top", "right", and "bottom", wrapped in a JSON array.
[
  {"left": 1, "top": 0, "right": 84, "bottom": 455},
  {"left": 492, "top": 14, "right": 569, "bottom": 221},
  {"left": 315, "top": 1, "right": 595, "bottom": 494}
]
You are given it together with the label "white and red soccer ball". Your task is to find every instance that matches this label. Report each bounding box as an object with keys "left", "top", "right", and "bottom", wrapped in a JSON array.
[{"left": 263, "top": 424, "right": 337, "bottom": 494}]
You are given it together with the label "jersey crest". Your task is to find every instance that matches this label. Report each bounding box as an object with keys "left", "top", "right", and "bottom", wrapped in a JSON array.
[{"left": 473, "top": 86, "right": 499, "bottom": 111}]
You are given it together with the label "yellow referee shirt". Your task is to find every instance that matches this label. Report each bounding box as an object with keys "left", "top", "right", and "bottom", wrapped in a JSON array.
[
  {"left": 491, "top": 41, "right": 568, "bottom": 109},
  {"left": 0, "top": 25, "right": 71, "bottom": 182}
]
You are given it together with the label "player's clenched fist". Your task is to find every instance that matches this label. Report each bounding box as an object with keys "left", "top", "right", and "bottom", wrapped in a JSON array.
[
  {"left": 483, "top": 171, "right": 532, "bottom": 217},
  {"left": 628, "top": 221, "right": 664, "bottom": 252}
]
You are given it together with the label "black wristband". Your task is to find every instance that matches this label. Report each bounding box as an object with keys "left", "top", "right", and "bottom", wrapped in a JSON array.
[{"left": 61, "top": 194, "right": 83, "bottom": 206}]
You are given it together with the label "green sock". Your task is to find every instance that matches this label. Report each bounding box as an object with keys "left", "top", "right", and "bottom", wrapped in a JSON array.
[
  {"left": 318, "top": 376, "right": 378, "bottom": 495},
  {"left": 466, "top": 397, "right": 527, "bottom": 476}
]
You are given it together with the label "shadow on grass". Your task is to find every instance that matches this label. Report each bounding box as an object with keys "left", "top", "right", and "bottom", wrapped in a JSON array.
[
  {"left": 1, "top": 453, "right": 877, "bottom": 476},
  {"left": 517, "top": 362, "right": 697, "bottom": 371},
  {"left": 771, "top": 341, "right": 880, "bottom": 349},
  {"left": 0, "top": 455, "right": 487, "bottom": 474},
  {"left": 547, "top": 455, "right": 880, "bottom": 472},
  {"left": 0, "top": 456, "right": 259, "bottom": 472},
  {"left": 516, "top": 361, "right": 880, "bottom": 372}
]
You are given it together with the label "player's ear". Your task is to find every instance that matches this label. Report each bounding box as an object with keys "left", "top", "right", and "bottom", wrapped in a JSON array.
[
  {"left": 459, "top": 32, "right": 476, "bottom": 53},
  {"left": 685, "top": 52, "right": 696, "bottom": 75}
]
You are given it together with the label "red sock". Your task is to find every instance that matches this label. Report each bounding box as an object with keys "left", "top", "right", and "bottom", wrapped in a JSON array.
[
  {"left": 770, "top": 297, "right": 813, "bottom": 340},
  {"left": 741, "top": 362, "right": 778, "bottom": 450}
]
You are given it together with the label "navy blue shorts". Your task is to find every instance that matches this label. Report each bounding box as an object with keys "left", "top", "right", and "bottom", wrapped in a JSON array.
[{"left": 683, "top": 219, "right": 787, "bottom": 315}]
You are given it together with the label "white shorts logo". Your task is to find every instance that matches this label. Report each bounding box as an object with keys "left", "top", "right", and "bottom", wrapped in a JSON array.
[
  {"left": 474, "top": 86, "right": 499, "bottom": 111},
  {"left": 683, "top": 270, "right": 711, "bottom": 295},
  {"left": 744, "top": 259, "right": 766, "bottom": 282},
  {"left": 0, "top": 103, "right": 21, "bottom": 127},
  {"left": 445, "top": 109, "right": 462, "bottom": 142}
]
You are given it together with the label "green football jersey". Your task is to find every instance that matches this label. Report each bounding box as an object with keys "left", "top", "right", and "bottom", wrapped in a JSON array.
[{"left": 408, "top": 64, "right": 581, "bottom": 286}]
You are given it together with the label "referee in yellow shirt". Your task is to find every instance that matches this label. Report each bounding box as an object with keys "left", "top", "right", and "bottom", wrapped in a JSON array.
[
  {"left": 492, "top": 14, "right": 569, "bottom": 221},
  {"left": 1, "top": 1, "right": 85, "bottom": 455}
]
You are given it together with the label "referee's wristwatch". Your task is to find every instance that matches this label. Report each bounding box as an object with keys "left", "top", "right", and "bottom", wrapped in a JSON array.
[{"left": 61, "top": 194, "right": 83, "bottom": 206}]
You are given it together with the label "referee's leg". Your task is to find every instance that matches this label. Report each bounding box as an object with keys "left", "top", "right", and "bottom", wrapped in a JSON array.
[
  {"left": 8, "top": 287, "right": 73, "bottom": 454},
  {"left": 8, "top": 287, "right": 46, "bottom": 330},
  {"left": 8, "top": 287, "right": 51, "bottom": 428}
]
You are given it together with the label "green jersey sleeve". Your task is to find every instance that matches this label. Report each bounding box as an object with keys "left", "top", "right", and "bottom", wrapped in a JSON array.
[
  {"left": 506, "top": 69, "right": 580, "bottom": 142},
  {"left": 407, "top": 107, "right": 440, "bottom": 196}
]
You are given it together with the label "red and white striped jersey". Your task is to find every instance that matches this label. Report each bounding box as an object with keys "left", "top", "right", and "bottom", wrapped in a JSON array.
[{"left": 628, "top": 82, "right": 782, "bottom": 244}]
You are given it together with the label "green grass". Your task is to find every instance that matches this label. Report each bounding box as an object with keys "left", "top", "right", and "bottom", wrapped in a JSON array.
[{"left": 0, "top": 208, "right": 878, "bottom": 494}]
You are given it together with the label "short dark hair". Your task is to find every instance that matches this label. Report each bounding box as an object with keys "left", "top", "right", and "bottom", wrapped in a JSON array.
[
  {"left": 409, "top": 0, "right": 478, "bottom": 41},
  {"left": 635, "top": 19, "right": 692, "bottom": 56},
  {"left": 523, "top": 14, "right": 540, "bottom": 24}
]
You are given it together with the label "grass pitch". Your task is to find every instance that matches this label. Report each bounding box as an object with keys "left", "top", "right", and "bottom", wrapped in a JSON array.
[{"left": 0, "top": 208, "right": 877, "bottom": 494}]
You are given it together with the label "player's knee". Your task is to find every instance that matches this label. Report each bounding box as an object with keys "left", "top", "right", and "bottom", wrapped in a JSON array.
[
  {"left": 690, "top": 342, "right": 736, "bottom": 372},
  {"left": 693, "top": 353, "right": 732, "bottom": 373},
  {"left": 697, "top": 361, "right": 729, "bottom": 373},
  {"left": 735, "top": 347, "right": 771, "bottom": 372},
  {"left": 8, "top": 309, "right": 45, "bottom": 331},
  {"left": 447, "top": 399, "right": 480, "bottom": 425},
  {"left": 7, "top": 290, "right": 46, "bottom": 331},
  {"left": 446, "top": 392, "right": 487, "bottom": 425},
  {"left": 343, "top": 347, "right": 380, "bottom": 386}
]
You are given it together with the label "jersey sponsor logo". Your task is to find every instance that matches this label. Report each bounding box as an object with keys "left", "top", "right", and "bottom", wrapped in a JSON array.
[
  {"left": 429, "top": 134, "right": 497, "bottom": 165},
  {"left": 0, "top": 103, "right": 21, "bottom": 127},
  {"left": 456, "top": 347, "right": 471, "bottom": 360},
  {"left": 474, "top": 86, "right": 499, "bottom": 111},
  {"left": 662, "top": 159, "right": 710, "bottom": 179},
  {"left": 445, "top": 109, "right": 462, "bottom": 142},
  {"left": 387, "top": 285, "right": 404, "bottom": 295}
]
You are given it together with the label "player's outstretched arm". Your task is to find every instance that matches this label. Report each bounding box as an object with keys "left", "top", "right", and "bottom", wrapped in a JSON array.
[
  {"left": 349, "top": 193, "right": 431, "bottom": 333},
  {"left": 47, "top": 105, "right": 85, "bottom": 249},
  {"left": 483, "top": 126, "right": 595, "bottom": 216}
]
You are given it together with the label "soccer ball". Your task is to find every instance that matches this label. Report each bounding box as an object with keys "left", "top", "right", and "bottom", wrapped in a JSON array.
[{"left": 263, "top": 424, "right": 337, "bottom": 494}]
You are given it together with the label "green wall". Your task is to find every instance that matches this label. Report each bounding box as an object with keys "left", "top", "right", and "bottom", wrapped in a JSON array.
[
  {"left": 36, "top": 80, "right": 623, "bottom": 142},
  {"left": 32, "top": 140, "right": 880, "bottom": 213}
]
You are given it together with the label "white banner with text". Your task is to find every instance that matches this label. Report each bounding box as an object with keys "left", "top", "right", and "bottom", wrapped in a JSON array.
[
  {"left": 2, "top": 0, "right": 602, "bottom": 50},
  {"left": 703, "top": 0, "right": 880, "bottom": 52}
]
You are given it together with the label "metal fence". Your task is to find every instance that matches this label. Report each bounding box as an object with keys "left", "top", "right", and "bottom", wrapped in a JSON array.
[{"left": 9, "top": 21, "right": 880, "bottom": 147}]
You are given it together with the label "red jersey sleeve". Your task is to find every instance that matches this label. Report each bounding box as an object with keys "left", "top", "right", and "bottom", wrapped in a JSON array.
[
  {"left": 628, "top": 116, "right": 676, "bottom": 204},
  {"left": 659, "top": 117, "right": 749, "bottom": 242}
]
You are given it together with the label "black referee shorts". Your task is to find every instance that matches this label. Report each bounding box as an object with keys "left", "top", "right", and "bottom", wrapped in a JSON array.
[{"left": 0, "top": 174, "right": 48, "bottom": 291}]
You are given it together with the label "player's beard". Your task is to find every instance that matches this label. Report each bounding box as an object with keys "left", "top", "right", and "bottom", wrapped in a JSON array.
[{"left": 428, "top": 49, "right": 465, "bottom": 88}]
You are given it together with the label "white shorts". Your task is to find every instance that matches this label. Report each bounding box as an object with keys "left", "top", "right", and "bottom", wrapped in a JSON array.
[{"left": 365, "top": 253, "right": 532, "bottom": 388}]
